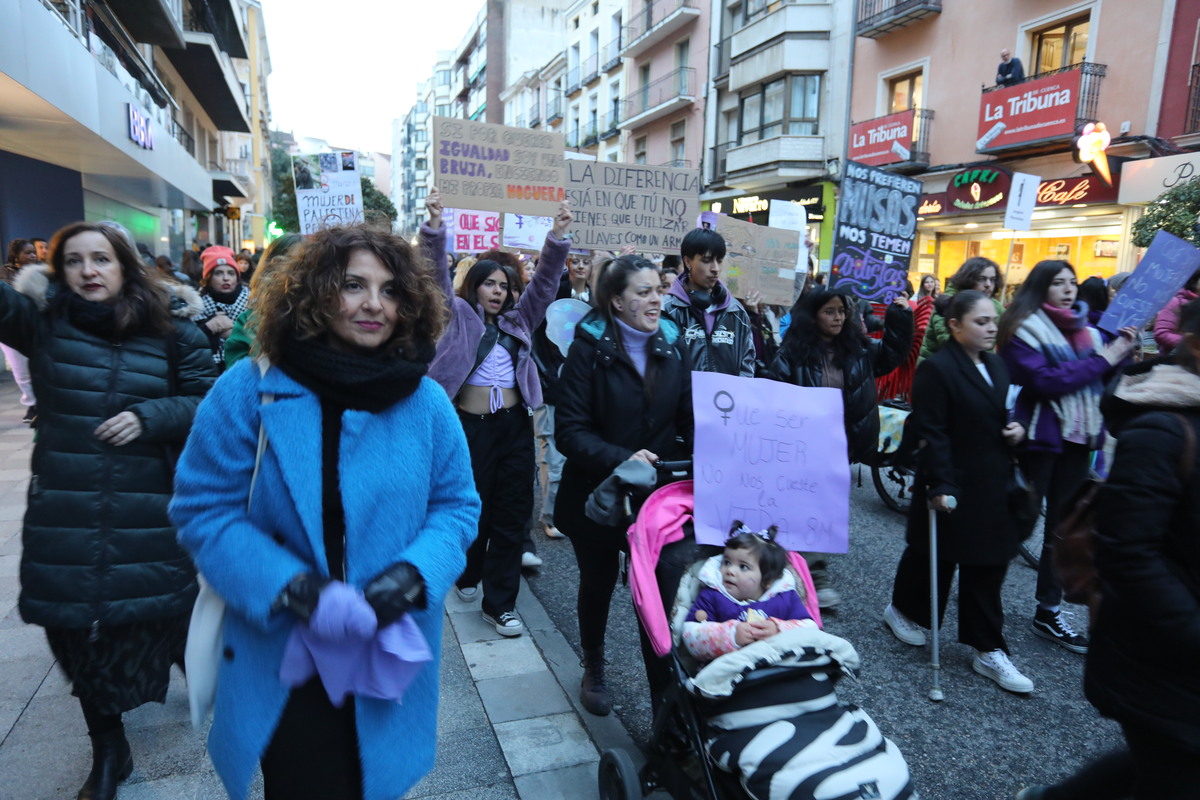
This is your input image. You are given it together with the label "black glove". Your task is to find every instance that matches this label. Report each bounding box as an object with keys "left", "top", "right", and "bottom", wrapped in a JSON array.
[
  {"left": 274, "top": 572, "right": 331, "bottom": 621},
  {"left": 363, "top": 562, "right": 426, "bottom": 628}
]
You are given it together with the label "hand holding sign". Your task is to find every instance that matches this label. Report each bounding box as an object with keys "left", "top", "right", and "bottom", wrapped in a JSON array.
[
  {"left": 426, "top": 187, "right": 443, "bottom": 229},
  {"left": 552, "top": 201, "right": 573, "bottom": 240},
  {"left": 1098, "top": 230, "right": 1200, "bottom": 334}
]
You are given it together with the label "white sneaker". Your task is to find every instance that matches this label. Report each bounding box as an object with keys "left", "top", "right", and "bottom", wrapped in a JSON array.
[
  {"left": 816, "top": 587, "right": 842, "bottom": 608},
  {"left": 543, "top": 522, "right": 565, "bottom": 539},
  {"left": 882, "top": 604, "right": 926, "bottom": 646},
  {"left": 521, "top": 551, "right": 543, "bottom": 568},
  {"left": 973, "top": 650, "right": 1034, "bottom": 694},
  {"left": 455, "top": 585, "right": 479, "bottom": 603},
  {"left": 483, "top": 611, "right": 525, "bottom": 637}
]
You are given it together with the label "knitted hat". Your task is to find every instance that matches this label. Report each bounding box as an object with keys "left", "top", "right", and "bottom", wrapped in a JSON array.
[{"left": 200, "top": 246, "right": 240, "bottom": 280}]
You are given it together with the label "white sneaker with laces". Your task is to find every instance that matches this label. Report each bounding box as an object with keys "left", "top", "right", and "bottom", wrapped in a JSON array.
[
  {"left": 521, "top": 551, "right": 543, "bottom": 568},
  {"left": 973, "top": 649, "right": 1034, "bottom": 694},
  {"left": 882, "top": 604, "right": 927, "bottom": 646},
  {"left": 483, "top": 611, "right": 525, "bottom": 637}
]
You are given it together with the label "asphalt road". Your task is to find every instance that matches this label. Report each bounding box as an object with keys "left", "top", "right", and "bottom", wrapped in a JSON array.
[{"left": 524, "top": 468, "right": 1123, "bottom": 800}]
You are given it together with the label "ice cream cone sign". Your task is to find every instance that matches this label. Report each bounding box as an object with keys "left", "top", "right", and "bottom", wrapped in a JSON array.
[{"left": 1075, "top": 122, "right": 1113, "bottom": 185}]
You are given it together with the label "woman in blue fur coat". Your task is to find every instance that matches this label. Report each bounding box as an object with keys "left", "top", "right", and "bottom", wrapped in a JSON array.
[{"left": 170, "top": 224, "right": 480, "bottom": 800}]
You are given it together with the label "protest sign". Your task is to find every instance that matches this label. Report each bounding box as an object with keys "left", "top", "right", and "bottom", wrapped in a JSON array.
[
  {"left": 715, "top": 215, "right": 803, "bottom": 307},
  {"left": 1004, "top": 172, "right": 1041, "bottom": 231},
  {"left": 1098, "top": 230, "right": 1200, "bottom": 334},
  {"left": 445, "top": 208, "right": 500, "bottom": 253},
  {"left": 501, "top": 213, "right": 554, "bottom": 251},
  {"left": 291, "top": 152, "right": 364, "bottom": 235},
  {"left": 432, "top": 116, "right": 565, "bottom": 215},
  {"left": 830, "top": 160, "right": 920, "bottom": 304},
  {"left": 563, "top": 161, "right": 700, "bottom": 254},
  {"left": 692, "top": 373, "right": 850, "bottom": 553}
]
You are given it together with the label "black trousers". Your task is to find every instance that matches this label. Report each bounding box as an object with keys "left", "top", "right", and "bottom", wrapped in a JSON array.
[
  {"left": 891, "top": 544, "right": 1010, "bottom": 653},
  {"left": 1019, "top": 442, "right": 1092, "bottom": 609},
  {"left": 1045, "top": 722, "right": 1200, "bottom": 799},
  {"left": 261, "top": 678, "right": 361, "bottom": 800},
  {"left": 456, "top": 407, "right": 535, "bottom": 617}
]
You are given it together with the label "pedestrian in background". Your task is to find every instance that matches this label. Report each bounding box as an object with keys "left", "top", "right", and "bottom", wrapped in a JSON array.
[
  {"left": 195, "top": 246, "right": 250, "bottom": 372},
  {"left": 555, "top": 254, "right": 693, "bottom": 715},
  {"left": 997, "top": 260, "right": 1136, "bottom": 655},
  {"left": 916, "top": 274, "right": 940, "bottom": 301},
  {"left": 919, "top": 257, "right": 1004, "bottom": 363},
  {"left": 1, "top": 238, "right": 39, "bottom": 422},
  {"left": 223, "top": 233, "right": 305, "bottom": 370},
  {"left": 3, "top": 221, "right": 213, "bottom": 800},
  {"left": 424, "top": 189, "right": 572, "bottom": 638},
  {"left": 882, "top": 290, "right": 1033, "bottom": 693},
  {"left": 171, "top": 223, "right": 478, "bottom": 800},
  {"left": 1153, "top": 268, "right": 1200, "bottom": 356}
]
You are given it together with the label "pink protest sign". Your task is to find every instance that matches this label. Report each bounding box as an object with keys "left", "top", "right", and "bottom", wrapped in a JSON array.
[
  {"left": 445, "top": 208, "right": 500, "bottom": 253},
  {"left": 692, "top": 373, "right": 850, "bottom": 553}
]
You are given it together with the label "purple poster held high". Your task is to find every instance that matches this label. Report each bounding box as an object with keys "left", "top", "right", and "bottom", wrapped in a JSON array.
[
  {"left": 830, "top": 160, "right": 920, "bottom": 304},
  {"left": 1098, "top": 230, "right": 1200, "bottom": 334},
  {"left": 692, "top": 373, "right": 851, "bottom": 553}
]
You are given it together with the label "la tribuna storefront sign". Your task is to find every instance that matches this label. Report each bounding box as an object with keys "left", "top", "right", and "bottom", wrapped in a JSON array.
[{"left": 920, "top": 170, "right": 1118, "bottom": 219}]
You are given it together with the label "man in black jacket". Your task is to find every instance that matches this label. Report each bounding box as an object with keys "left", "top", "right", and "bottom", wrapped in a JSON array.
[{"left": 997, "top": 49, "right": 1025, "bottom": 86}]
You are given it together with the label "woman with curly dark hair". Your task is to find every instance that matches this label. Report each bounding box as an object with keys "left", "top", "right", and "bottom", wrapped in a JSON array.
[
  {"left": 170, "top": 224, "right": 480, "bottom": 800},
  {"left": 919, "top": 257, "right": 1004, "bottom": 363}
]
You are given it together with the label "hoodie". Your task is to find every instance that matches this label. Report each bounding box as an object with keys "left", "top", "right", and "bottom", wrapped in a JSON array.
[{"left": 661, "top": 274, "right": 755, "bottom": 377}]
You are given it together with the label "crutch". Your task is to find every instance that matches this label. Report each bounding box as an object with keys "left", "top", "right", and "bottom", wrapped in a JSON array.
[{"left": 928, "top": 496, "right": 956, "bottom": 703}]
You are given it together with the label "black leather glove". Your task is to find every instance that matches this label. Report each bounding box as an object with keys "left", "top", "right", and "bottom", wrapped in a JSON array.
[
  {"left": 363, "top": 562, "right": 426, "bottom": 628},
  {"left": 272, "top": 573, "right": 330, "bottom": 621}
]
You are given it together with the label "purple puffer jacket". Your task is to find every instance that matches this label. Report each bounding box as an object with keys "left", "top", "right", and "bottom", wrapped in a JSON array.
[
  {"left": 423, "top": 222, "right": 570, "bottom": 408},
  {"left": 1153, "top": 288, "right": 1198, "bottom": 356}
]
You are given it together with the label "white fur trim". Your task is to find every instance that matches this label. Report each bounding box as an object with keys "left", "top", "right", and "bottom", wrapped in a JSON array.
[
  {"left": 12, "top": 261, "right": 204, "bottom": 319},
  {"left": 1113, "top": 364, "right": 1200, "bottom": 408}
]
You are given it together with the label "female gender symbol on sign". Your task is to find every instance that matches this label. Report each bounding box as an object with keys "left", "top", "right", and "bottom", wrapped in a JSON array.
[{"left": 713, "top": 390, "right": 735, "bottom": 425}]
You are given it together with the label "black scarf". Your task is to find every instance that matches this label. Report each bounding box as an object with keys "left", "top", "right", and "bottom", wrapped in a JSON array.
[
  {"left": 205, "top": 284, "right": 243, "bottom": 306},
  {"left": 52, "top": 289, "right": 136, "bottom": 339},
  {"left": 277, "top": 335, "right": 434, "bottom": 412}
]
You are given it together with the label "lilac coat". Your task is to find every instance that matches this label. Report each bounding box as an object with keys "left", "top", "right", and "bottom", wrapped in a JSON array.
[
  {"left": 423, "top": 223, "right": 570, "bottom": 408},
  {"left": 1153, "top": 288, "right": 1198, "bottom": 355}
]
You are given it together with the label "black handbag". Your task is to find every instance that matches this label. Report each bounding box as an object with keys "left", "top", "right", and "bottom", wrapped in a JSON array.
[{"left": 1007, "top": 458, "right": 1041, "bottom": 529}]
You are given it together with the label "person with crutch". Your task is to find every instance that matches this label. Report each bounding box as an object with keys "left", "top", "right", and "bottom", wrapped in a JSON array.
[{"left": 881, "top": 291, "right": 1034, "bottom": 694}]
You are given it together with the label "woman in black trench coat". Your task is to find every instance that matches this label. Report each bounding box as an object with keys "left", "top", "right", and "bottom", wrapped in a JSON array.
[{"left": 880, "top": 291, "right": 1034, "bottom": 694}]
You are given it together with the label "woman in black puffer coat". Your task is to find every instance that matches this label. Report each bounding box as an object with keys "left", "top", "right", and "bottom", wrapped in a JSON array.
[{"left": 1, "top": 222, "right": 214, "bottom": 800}]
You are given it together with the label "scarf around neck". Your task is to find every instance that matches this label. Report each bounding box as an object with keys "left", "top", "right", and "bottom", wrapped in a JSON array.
[
  {"left": 1041, "top": 302, "right": 1095, "bottom": 355},
  {"left": 1016, "top": 308, "right": 1105, "bottom": 445},
  {"left": 277, "top": 335, "right": 434, "bottom": 412},
  {"left": 52, "top": 289, "right": 141, "bottom": 339}
]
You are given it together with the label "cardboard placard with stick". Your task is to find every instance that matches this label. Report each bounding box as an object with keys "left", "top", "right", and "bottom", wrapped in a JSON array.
[{"left": 714, "top": 215, "right": 803, "bottom": 308}]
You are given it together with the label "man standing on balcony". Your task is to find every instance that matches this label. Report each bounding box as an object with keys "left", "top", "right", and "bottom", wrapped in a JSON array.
[
  {"left": 997, "top": 49, "right": 1026, "bottom": 86},
  {"left": 662, "top": 228, "right": 755, "bottom": 377}
]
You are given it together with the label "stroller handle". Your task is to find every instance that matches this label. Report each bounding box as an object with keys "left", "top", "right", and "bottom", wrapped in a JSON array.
[{"left": 655, "top": 459, "right": 693, "bottom": 473}]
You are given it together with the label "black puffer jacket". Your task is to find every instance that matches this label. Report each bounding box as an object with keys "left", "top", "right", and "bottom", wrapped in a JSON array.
[
  {"left": 767, "top": 302, "right": 912, "bottom": 464},
  {"left": 554, "top": 310, "right": 693, "bottom": 545},
  {"left": 3, "top": 265, "right": 215, "bottom": 630},
  {"left": 661, "top": 278, "right": 755, "bottom": 377},
  {"left": 1086, "top": 362, "right": 1200, "bottom": 751}
]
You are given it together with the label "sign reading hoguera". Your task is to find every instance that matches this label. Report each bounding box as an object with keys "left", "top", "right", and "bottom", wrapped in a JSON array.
[
  {"left": 432, "top": 116, "right": 565, "bottom": 215},
  {"left": 563, "top": 161, "right": 701, "bottom": 255},
  {"left": 715, "top": 215, "right": 803, "bottom": 308}
]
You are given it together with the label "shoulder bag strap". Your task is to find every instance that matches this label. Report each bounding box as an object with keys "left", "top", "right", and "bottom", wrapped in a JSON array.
[{"left": 249, "top": 357, "right": 274, "bottom": 509}]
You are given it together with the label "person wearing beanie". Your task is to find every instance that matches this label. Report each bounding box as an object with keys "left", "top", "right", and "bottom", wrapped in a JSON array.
[{"left": 196, "top": 246, "right": 249, "bottom": 372}]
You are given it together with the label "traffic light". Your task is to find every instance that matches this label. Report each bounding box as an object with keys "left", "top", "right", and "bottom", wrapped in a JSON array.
[{"left": 225, "top": 206, "right": 241, "bottom": 220}]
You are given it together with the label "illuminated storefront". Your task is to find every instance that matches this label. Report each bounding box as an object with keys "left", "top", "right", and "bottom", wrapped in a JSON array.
[{"left": 704, "top": 183, "right": 836, "bottom": 270}]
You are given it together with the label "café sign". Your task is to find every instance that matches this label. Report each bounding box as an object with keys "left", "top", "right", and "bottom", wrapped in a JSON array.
[
  {"left": 948, "top": 168, "right": 1011, "bottom": 211},
  {"left": 1036, "top": 176, "right": 1118, "bottom": 206},
  {"left": 977, "top": 69, "right": 1082, "bottom": 152},
  {"left": 849, "top": 109, "right": 916, "bottom": 166}
]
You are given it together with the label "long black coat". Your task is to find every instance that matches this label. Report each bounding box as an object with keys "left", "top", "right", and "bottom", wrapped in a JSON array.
[
  {"left": 1, "top": 265, "right": 215, "bottom": 629},
  {"left": 903, "top": 340, "right": 1022, "bottom": 565},
  {"left": 768, "top": 302, "right": 911, "bottom": 464},
  {"left": 554, "top": 311, "right": 693, "bottom": 547},
  {"left": 1086, "top": 365, "right": 1200, "bottom": 751}
]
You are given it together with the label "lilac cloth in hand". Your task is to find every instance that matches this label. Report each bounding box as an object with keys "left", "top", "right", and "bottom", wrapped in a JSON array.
[
  {"left": 280, "top": 615, "right": 433, "bottom": 708},
  {"left": 308, "top": 581, "right": 378, "bottom": 642}
]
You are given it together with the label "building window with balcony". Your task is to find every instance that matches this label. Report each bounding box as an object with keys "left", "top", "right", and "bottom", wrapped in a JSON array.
[
  {"left": 1033, "top": 14, "right": 1090, "bottom": 74},
  {"left": 437, "top": 70, "right": 451, "bottom": 86},
  {"left": 415, "top": 157, "right": 427, "bottom": 170},
  {"left": 634, "top": 136, "right": 647, "bottom": 164},
  {"left": 669, "top": 120, "right": 686, "bottom": 165},
  {"left": 788, "top": 74, "right": 821, "bottom": 135},
  {"left": 889, "top": 71, "right": 923, "bottom": 113},
  {"left": 743, "top": 0, "right": 768, "bottom": 26},
  {"left": 436, "top": 103, "right": 451, "bottom": 116},
  {"left": 740, "top": 74, "right": 821, "bottom": 143}
]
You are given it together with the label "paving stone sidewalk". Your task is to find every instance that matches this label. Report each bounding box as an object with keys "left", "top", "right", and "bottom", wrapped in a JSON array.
[{"left": 0, "top": 378, "right": 640, "bottom": 800}]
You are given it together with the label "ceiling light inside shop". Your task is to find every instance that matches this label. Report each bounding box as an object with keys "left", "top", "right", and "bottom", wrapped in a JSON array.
[
  {"left": 1073, "top": 204, "right": 1087, "bottom": 208},
  {"left": 1072, "top": 216, "right": 1088, "bottom": 221},
  {"left": 1031, "top": 211, "right": 1056, "bottom": 220},
  {"left": 965, "top": 222, "right": 978, "bottom": 229}
]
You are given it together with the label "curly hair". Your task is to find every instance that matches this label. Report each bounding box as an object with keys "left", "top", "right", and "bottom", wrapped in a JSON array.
[
  {"left": 253, "top": 225, "right": 447, "bottom": 362},
  {"left": 948, "top": 257, "right": 1003, "bottom": 298}
]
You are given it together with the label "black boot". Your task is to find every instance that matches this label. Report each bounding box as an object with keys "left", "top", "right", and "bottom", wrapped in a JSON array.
[
  {"left": 580, "top": 649, "right": 612, "bottom": 717},
  {"left": 77, "top": 729, "right": 133, "bottom": 800}
]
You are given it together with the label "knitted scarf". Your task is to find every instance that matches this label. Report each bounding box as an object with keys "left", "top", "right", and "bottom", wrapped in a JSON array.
[
  {"left": 201, "top": 285, "right": 250, "bottom": 366},
  {"left": 1016, "top": 306, "right": 1105, "bottom": 445},
  {"left": 277, "top": 335, "right": 434, "bottom": 413}
]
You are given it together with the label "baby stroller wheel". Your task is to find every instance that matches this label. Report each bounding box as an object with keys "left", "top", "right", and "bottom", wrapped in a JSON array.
[{"left": 598, "top": 748, "right": 642, "bottom": 800}]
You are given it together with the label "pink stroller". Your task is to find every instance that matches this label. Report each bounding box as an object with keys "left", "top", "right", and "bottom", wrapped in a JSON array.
[{"left": 598, "top": 478, "right": 917, "bottom": 800}]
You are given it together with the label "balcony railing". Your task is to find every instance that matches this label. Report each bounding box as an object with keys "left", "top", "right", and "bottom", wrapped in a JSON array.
[
  {"left": 625, "top": 67, "right": 696, "bottom": 121},
  {"left": 660, "top": 159, "right": 691, "bottom": 168},
  {"left": 622, "top": 0, "right": 699, "bottom": 57},
  {"left": 981, "top": 61, "right": 1106, "bottom": 132},
  {"left": 1186, "top": 64, "right": 1200, "bottom": 134},
  {"left": 582, "top": 123, "right": 600, "bottom": 147},
  {"left": 856, "top": 0, "right": 942, "bottom": 39},
  {"left": 713, "top": 37, "right": 731, "bottom": 82},
  {"left": 567, "top": 66, "right": 582, "bottom": 96},
  {"left": 583, "top": 52, "right": 600, "bottom": 86},
  {"left": 547, "top": 94, "right": 563, "bottom": 123},
  {"left": 529, "top": 111, "right": 541, "bottom": 128},
  {"left": 710, "top": 143, "right": 729, "bottom": 183},
  {"left": 601, "top": 110, "right": 621, "bottom": 139},
  {"left": 602, "top": 37, "right": 622, "bottom": 72},
  {"left": 566, "top": 125, "right": 581, "bottom": 148},
  {"left": 173, "top": 118, "right": 196, "bottom": 157},
  {"left": 909, "top": 107, "right": 934, "bottom": 165}
]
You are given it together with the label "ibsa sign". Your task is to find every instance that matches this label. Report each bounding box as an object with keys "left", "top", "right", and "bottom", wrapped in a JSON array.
[
  {"left": 849, "top": 109, "right": 916, "bottom": 166},
  {"left": 127, "top": 104, "right": 154, "bottom": 150},
  {"left": 977, "top": 69, "right": 1082, "bottom": 152}
]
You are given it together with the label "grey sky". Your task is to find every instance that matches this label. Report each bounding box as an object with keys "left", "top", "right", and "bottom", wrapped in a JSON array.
[{"left": 261, "top": 0, "right": 482, "bottom": 154}]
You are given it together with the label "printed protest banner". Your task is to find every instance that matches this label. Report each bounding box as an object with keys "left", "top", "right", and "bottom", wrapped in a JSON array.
[
  {"left": 830, "top": 160, "right": 920, "bottom": 304},
  {"left": 501, "top": 213, "right": 554, "bottom": 251},
  {"left": 715, "top": 215, "right": 803, "bottom": 307},
  {"left": 977, "top": 68, "right": 1083, "bottom": 152},
  {"left": 849, "top": 109, "right": 917, "bottom": 166},
  {"left": 1098, "top": 230, "right": 1200, "bottom": 334},
  {"left": 445, "top": 208, "right": 500, "bottom": 253},
  {"left": 692, "top": 373, "right": 850, "bottom": 553},
  {"left": 563, "top": 161, "right": 700, "bottom": 255},
  {"left": 432, "top": 116, "right": 565, "bottom": 215},
  {"left": 291, "top": 151, "right": 364, "bottom": 235}
]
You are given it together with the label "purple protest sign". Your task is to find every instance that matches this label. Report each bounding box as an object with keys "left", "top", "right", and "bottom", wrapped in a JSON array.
[
  {"left": 830, "top": 160, "right": 920, "bottom": 304},
  {"left": 1098, "top": 230, "right": 1200, "bottom": 334},
  {"left": 692, "top": 373, "right": 851, "bottom": 553}
]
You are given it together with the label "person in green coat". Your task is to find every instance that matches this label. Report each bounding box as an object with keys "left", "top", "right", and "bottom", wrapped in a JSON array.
[
  {"left": 224, "top": 233, "right": 304, "bottom": 368},
  {"left": 919, "top": 257, "right": 1006, "bottom": 364}
]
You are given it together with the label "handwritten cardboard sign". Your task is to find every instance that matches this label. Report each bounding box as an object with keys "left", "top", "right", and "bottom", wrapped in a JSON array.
[
  {"left": 563, "top": 161, "right": 700, "bottom": 255},
  {"left": 1098, "top": 230, "right": 1200, "bottom": 334},
  {"left": 693, "top": 373, "right": 850, "bottom": 553},
  {"left": 445, "top": 208, "right": 500, "bottom": 253},
  {"left": 432, "top": 116, "right": 565, "bottom": 215},
  {"left": 715, "top": 215, "right": 803, "bottom": 307},
  {"left": 830, "top": 160, "right": 920, "bottom": 304},
  {"left": 292, "top": 152, "right": 364, "bottom": 235}
]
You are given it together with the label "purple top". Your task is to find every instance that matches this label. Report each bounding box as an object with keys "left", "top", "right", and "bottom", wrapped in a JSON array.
[
  {"left": 687, "top": 584, "right": 811, "bottom": 626},
  {"left": 1001, "top": 336, "right": 1114, "bottom": 453}
]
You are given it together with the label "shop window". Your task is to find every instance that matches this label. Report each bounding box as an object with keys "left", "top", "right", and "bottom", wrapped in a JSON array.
[
  {"left": 634, "top": 136, "right": 647, "bottom": 164},
  {"left": 1033, "top": 15, "right": 1089, "bottom": 73},
  {"left": 889, "top": 71, "right": 923, "bottom": 113}
]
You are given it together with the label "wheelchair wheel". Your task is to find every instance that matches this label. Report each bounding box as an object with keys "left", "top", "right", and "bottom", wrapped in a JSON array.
[
  {"left": 873, "top": 463, "right": 915, "bottom": 515},
  {"left": 598, "top": 748, "right": 643, "bottom": 800}
]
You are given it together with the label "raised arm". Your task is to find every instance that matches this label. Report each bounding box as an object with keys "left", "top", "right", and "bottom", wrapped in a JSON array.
[
  {"left": 514, "top": 202, "right": 573, "bottom": 332},
  {"left": 871, "top": 298, "right": 914, "bottom": 377},
  {"left": 421, "top": 188, "right": 453, "bottom": 314},
  {"left": 0, "top": 275, "right": 46, "bottom": 355}
]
